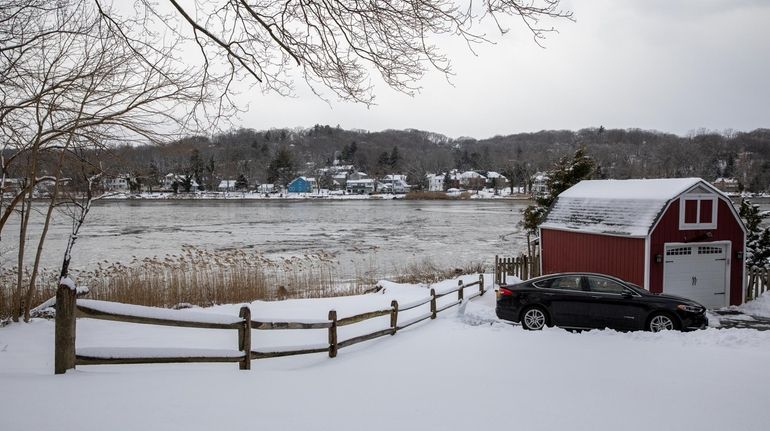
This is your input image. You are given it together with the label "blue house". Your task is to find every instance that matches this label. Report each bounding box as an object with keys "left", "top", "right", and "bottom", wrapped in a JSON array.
[{"left": 287, "top": 176, "right": 315, "bottom": 193}]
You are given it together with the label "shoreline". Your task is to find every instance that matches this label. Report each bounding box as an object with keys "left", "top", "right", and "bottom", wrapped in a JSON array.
[{"left": 95, "top": 191, "right": 535, "bottom": 202}]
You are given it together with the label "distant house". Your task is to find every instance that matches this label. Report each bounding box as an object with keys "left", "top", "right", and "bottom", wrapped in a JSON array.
[
  {"left": 540, "top": 178, "right": 746, "bottom": 308},
  {"left": 346, "top": 178, "right": 376, "bottom": 194},
  {"left": 161, "top": 173, "right": 199, "bottom": 192},
  {"left": 332, "top": 173, "right": 348, "bottom": 189},
  {"left": 287, "top": 176, "right": 316, "bottom": 193},
  {"left": 348, "top": 171, "right": 369, "bottom": 181},
  {"left": 103, "top": 174, "right": 132, "bottom": 192},
  {"left": 485, "top": 171, "right": 509, "bottom": 190},
  {"left": 459, "top": 171, "right": 486, "bottom": 190},
  {"left": 426, "top": 174, "right": 444, "bottom": 191},
  {"left": 1, "top": 178, "right": 23, "bottom": 195},
  {"left": 381, "top": 174, "right": 410, "bottom": 193},
  {"left": 218, "top": 180, "right": 237, "bottom": 192},
  {"left": 257, "top": 183, "right": 275, "bottom": 193},
  {"left": 531, "top": 172, "right": 548, "bottom": 197},
  {"left": 712, "top": 177, "right": 740, "bottom": 194}
]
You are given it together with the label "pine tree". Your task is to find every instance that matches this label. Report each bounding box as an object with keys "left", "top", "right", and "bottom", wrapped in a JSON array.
[
  {"left": 389, "top": 146, "right": 400, "bottom": 168},
  {"left": 235, "top": 174, "right": 249, "bottom": 191},
  {"left": 739, "top": 199, "right": 770, "bottom": 267},
  {"left": 522, "top": 147, "right": 595, "bottom": 232},
  {"left": 266, "top": 147, "right": 296, "bottom": 186}
]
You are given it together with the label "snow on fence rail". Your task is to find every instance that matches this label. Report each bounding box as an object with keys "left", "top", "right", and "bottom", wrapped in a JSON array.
[
  {"left": 494, "top": 254, "right": 540, "bottom": 285},
  {"left": 54, "top": 276, "right": 486, "bottom": 374},
  {"left": 747, "top": 267, "right": 770, "bottom": 301}
]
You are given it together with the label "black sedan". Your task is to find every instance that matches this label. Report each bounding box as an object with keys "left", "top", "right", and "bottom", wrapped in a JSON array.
[{"left": 495, "top": 273, "right": 708, "bottom": 332}]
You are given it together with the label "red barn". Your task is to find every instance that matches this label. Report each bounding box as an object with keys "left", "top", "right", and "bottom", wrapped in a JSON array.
[{"left": 539, "top": 178, "right": 746, "bottom": 308}]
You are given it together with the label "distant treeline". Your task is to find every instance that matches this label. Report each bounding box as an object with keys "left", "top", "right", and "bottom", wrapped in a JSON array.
[{"left": 74, "top": 126, "right": 770, "bottom": 192}]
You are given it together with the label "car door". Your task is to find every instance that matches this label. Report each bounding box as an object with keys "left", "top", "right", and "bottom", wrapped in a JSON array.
[
  {"left": 539, "top": 275, "right": 593, "bottom": 327},
  {"left": 584, "top": 276, "right": 646, "bottom": 330}
]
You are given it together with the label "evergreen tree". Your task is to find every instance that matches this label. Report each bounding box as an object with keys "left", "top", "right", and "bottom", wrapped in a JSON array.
[
  {"left": 266, "top": 147, "right": 296, "bottom": 186},
  {"left": 389, "top": 146, "right": 400, "bottom": 168},
  {"left": 189, "top": 149, "right": 204, "bottom": 189},
  {"left": 235, "top": 174, "right": 249, "bottom": 190},
  {"left": 522, "top": 147, "right": 595, "bottom": 232},
  {"left": 739, "top": 199, "right": 770, "bottom": 267}
]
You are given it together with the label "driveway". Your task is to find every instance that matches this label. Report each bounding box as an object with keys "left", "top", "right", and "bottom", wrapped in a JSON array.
[{"left": 711, "top": 310, "right": 770, "bottom": 331}]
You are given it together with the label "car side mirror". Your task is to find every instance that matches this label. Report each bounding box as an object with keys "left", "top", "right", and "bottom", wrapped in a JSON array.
[{"left": 621, "top": 291, "right": 634, "bottom": 299}]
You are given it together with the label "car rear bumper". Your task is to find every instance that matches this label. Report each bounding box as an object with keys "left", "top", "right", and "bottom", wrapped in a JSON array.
[{"left": 496, "top": 305, "right": 521, "bottom": 323}]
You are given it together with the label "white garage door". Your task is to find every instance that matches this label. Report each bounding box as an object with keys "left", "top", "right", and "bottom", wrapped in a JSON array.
[{"left": 663, "top": 243, "right": 728, "bottom": 309}]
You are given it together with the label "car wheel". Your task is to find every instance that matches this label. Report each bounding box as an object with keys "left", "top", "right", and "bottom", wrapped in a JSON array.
[
  {"left": 647, "top": 313, "right": 678, "bottom": 332},
  {"left": 521, "top": 307, "right": 549, "bottom": 330}
]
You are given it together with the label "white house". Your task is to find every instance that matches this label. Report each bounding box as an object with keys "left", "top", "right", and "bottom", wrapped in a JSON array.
[
  {"left": 381, "top": 174, "right": 410, "bottom": 193},
  {"left": 161, "top": 173, "right": 199, "bottom": 192},
  {"left": 218, "top": 180, "right": 237, "bottom": 192},
  {"left": 459, "top": 171, "right": 486, "bottom": 189},
  {"left": 102, "top": 174, "right": 132, "bottom": 192},
  {"left": 346, "top": 178, "right": 376, "bottom": 194},
  {"left": 426, "top": 173, "right": 444, "bottom": 191},
  {"left": 531, "top": 172, "right": 549, "bottom": 197}
]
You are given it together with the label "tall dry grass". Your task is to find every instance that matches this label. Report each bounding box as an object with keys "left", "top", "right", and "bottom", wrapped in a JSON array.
[
  {"left": 390, "top": 258, "right": 485, "bottom": 284},
  {"left": 0, "top": 246, "right": 484, "bottom": 320}
]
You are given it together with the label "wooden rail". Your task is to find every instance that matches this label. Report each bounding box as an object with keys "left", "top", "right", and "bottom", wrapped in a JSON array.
[
  {"left": 747, "top": 267, "right": 770, "bottom": 301},
  {"left": 54, "top": 274, "right": 487, "bottom": 374},
  {"left": 494, "top": 254, "right": 540, "bottom": 285}
]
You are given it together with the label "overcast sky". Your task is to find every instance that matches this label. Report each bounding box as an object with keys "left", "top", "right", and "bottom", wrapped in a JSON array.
[{"left": 234, "top": 0, "right": 770, "bottom": 139}]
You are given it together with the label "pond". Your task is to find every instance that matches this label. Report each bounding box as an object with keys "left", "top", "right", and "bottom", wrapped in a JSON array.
[{"left": 0, "top": 199, "right": 532, "bottom": 280}]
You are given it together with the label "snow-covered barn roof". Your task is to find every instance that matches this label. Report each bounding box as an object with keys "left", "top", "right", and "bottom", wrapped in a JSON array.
[{"left": 540, "top": 178, "right": 721, "bottom": 237}]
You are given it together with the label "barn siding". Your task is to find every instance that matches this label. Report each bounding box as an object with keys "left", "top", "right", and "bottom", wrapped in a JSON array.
[
  {"left": 649, "top": 198, "right": 745, "bottom": 305},
  {"left": 541, "top": 229, "right": 646, "bottom": 286}
]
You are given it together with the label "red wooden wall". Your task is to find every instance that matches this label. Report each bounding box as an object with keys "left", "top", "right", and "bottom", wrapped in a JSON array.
[
  {"left": 540, "top": 229, "right": 646, "bottom": 286},
  {"left": 649, "top": 198, "right": 745, "bottom": 305}
]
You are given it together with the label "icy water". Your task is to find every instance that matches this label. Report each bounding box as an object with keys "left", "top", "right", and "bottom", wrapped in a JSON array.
[{"left": 0, "top": 200, "right": 531, "bottom": 279}]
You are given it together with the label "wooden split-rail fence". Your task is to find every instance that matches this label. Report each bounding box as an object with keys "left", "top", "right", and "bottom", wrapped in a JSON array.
[
  {"left": 494, "top": 254, "right": 540, "bottom": 285},
  {"left": 55, "top": 276, "right": 486, "bottom": 374},
  {"left": 746, "top": 267, "right": 770, "bottom": 302}
]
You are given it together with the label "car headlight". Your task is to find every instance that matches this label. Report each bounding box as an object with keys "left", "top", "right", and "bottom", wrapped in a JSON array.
[{"left": 677, "top": 304, "right": 704, "bottom": 313}]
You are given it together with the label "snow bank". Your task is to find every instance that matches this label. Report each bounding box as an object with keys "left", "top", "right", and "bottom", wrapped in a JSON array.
[
  {"left": 77, "top": 347, "right": 243, "bottom": 359},
  {"left": 2, "top": 274, "right": 770, "bottom": 431},
  {"left": 77, "top": 299, "right": 243, "bottom": 325},
  {"left": 736, "top": 291, "right": 770, "bottom": 318}
]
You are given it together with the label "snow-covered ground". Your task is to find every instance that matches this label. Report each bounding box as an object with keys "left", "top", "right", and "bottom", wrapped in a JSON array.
[{"left": 2, "top": 275, "right": 770, "bottom": 431}]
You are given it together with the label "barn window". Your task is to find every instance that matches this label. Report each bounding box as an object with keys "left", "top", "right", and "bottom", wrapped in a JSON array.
[
  {"left": 666, "top": 247, "right": 692, "bottom": 256},
  {"left": 679, "top": 194, "right": 717, "bottom": 230},
  {"left": 698, "top": 246, "right": 722, "bottom": 255}
]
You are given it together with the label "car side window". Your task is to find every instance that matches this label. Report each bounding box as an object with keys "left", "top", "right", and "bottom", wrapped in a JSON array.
[
  {"left": 586, "top": 277, "right": 626, "bottom": 294},
  {"left": 548, "top": 276, "right": 583, "bottom": 291}
]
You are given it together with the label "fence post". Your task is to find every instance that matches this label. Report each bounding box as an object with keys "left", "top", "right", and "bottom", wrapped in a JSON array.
[
  {"left": 390, "top": 300, "right": 399, "bottom": 335},
  {"left": 328, "top": 310, "right": 338, "bottom": 358},
  {"left": 430, "top": 288, "right": 437, "bottom": 319},
  {"left": 55, "top": 283, "right": 77, "bottom": 374},
  {"left": 523, "top": 255, "right": 529, "bottom": 280},
  {"left": 457, "top": 280, "right": 464, "bottom": 302},
  {"left": 494, "top": 255, "right": 499, "bottom": 285},
  {"left": 238, "top": 306, "right": 251, "bottom": 370},
  {"left": 479, "top": 274, "right": 485, "bottom": 296}
]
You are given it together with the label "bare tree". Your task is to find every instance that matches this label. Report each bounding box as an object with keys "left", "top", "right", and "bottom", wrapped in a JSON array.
[
  {"left": 1, "top": 0, "right": 209, "bottom": 320},
  {"left": 0, "top": 0, "right": 572, "bottom": 320},
  {"left": 92, "top": 0, "right": 573, "bottom": 106}
]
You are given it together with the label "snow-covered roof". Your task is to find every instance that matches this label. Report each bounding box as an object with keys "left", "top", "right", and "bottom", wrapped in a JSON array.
[
  {"left": 541, "top": 178, "right": 716, "bottom": 237},
  {"left": 460, "top": 171, "right": 485, "bottom": 179}
]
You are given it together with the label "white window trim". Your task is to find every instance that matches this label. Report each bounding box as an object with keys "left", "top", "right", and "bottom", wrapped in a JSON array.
[{"left": 679, "top": 194, "right": 717, "bottom": 230}]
